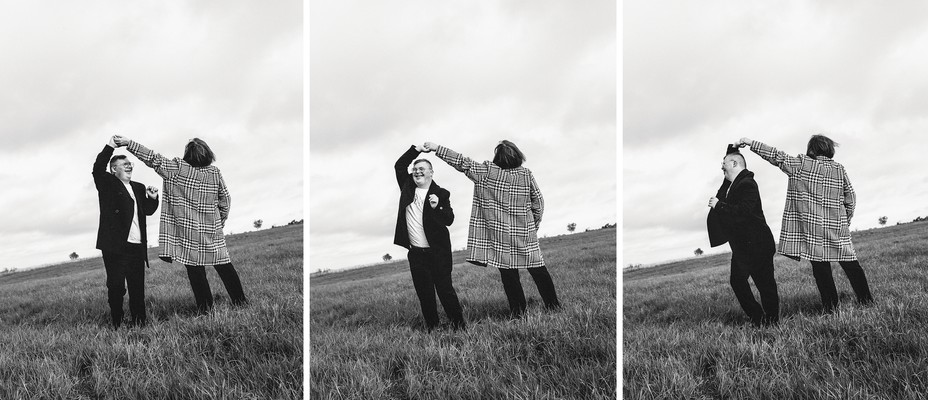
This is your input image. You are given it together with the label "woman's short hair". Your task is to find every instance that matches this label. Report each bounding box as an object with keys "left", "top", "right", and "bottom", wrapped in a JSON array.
[
  {"left": 184, "top": 138, "right": 216, "bottom": 167},
  {"left": 493, "top": 140, "right": 526, "bottom": 169},
  {"left": 806, "top": 134, "right": 837, "bottom": 159}
]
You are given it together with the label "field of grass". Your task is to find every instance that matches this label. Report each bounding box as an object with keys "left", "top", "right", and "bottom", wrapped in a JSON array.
[
  {"left": 310, "top": 228, "right": 617, "bottom": 399},
  {"left": 624, "top": 220, "right": 928, "bottom": 399},
  {"left": 0, "top": 224, "right": 303, "bottom": 399}
]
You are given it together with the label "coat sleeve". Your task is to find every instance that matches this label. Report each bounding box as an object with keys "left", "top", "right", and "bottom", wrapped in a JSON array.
[
  {"left": 751, "top": 141, "right": 801, "bottom": 176},
  {"left": 714, "top": 178, "right": 762, "bottom": 219},
  {"left": 529, "top": 172, "right": 544, "bottom": 230},
  {"left": 842, "top": 167, "right": 856, "bottom": 224},
  {"left": 218, "top": 172, "right": 231, "bottom": 227},
  {"left": 435, "top": 145, "right": 489, "bottom": 183},
  {"left": 433, "top": 188, "right": 454, "bottom": 227},
  {"left": 126, "top": 141, "right": 180, "bottom": 180},
  {"left": 92, "top": 145, "right": 115, "bottom": 191},
  {"left": 395, "top": 146, "right": 420, "bottom": 189},
  {"left": 143, "top": 190, "right": 159, "bottom": 215}
]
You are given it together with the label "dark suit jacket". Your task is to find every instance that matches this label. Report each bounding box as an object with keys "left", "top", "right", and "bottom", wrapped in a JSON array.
[
  {"left": 707, "top": 169, "right": 776, "bottom": 260},
  {"left": 393, "top": 146, "right": 455, "bottom": 265},
  {"left": 93, "top": 145, "right": 159, "bottom": 255}
]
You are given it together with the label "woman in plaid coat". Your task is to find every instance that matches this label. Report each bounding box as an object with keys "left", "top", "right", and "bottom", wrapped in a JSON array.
[
  {"left": 114, "top": 136, "right": 247, "bottom": 313},
  {"left": 423, "top": 140, "right": 560, "bottom": 317},
  {"left": 737, "top": 135, "right": 873, "bottom": 313}
]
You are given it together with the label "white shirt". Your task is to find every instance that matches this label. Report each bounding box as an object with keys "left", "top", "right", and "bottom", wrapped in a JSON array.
[
  {"left": 405, "top": 187, "right": 430, "bottom": 248},
  {"left": 122, "top": 181, "right": 142, "bottom": 244}
]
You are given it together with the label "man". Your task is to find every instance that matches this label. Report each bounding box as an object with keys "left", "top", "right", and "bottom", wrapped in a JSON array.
[
  {"left": 707, "top": 145, "right": 779, "bottom": 326},
  {"left": 393, "top": 144, "right": 466, "bottom": 331},
  {"left": 93, "top": 136, "right": 159, "bottom": 329}
]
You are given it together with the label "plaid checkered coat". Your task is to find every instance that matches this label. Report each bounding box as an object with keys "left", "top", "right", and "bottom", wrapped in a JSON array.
[
  {"left": 435, "top": 145, "right": 544, "bottom": 269},
  {"left": 126, "top": 141, "right": 232, "bottom": 266},
  {"left": 751, "top": 141, "right": 857, "bottom": 261}
]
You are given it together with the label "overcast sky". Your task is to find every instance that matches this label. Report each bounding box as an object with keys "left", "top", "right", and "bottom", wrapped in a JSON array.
[
  {"left": 310, "top": 0, "right": 617, "bottom": 271},
  {"left": 0, "top": 1, "right": 302, "bottom": 271},
  {"left": 624, "top": 1, "right": 928, "bottom": 267}
]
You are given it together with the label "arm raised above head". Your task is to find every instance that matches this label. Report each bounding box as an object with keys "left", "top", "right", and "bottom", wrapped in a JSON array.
[
  {"left": 394, "top": 145, "right": 421, "bottom": 188},
  {"left": 749, "top": 140, "right": 800, "bottom": 176},
  {"left": 125, "top": 140, "right": 180, "bottom": 180},
  {"left": 434, "top": 145, "right": 489, "bottom": 183}
]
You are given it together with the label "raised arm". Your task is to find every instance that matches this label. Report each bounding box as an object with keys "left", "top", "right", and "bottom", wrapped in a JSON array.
[
  {"left": 426, "top": 142, "right": 489, "bottom": 183},
  {"left": 394, "top": 145, "right": 422, "bottom": 189},
  {"left": 92, "top": 140, "right": 116, "bottom": 191},
  {"left": 738, "top": 138, "right": 800, "bottom": 176},
  {"left": 115, "top": 136, "right": 180, "bottom": 180}
]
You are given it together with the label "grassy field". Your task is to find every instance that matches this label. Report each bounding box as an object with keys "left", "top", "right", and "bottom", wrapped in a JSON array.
[
  {"left": 310, "top": 228, "right": 617, "bottom": 399},
  {"left": 0, "top": 224, "right": 303, "bottom": 400},
  {"left": 624, "top": 220, "right": 928, "bottom": 399}
]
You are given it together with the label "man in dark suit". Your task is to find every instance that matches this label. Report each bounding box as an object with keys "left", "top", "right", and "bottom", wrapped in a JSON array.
[
  {"left": 93, "top": 136, "right": 159, "bottom": 329},
  {"left": 708, "top": 145, "right": 779, "bottom": 326},
  {"left": 394, "top": 144, "right": 466, "bottom": 331}
]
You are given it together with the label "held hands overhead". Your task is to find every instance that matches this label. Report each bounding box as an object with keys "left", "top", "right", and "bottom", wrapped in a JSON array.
[
  {"left": 733, "top": 137, "right": 753, "bottom": 148},
  {"left": 419, "top": 142, "right": 439, "bottom": 153},
  {"left": 112, "top": 135, "right": 131, "bottom": 147}
]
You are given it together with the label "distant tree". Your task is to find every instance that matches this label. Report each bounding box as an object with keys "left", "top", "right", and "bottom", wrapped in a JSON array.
[
  {"left": 253, "top": 219, "right": 263, "bottom": 229},
  {"left": 694, "top": 248, "right": 704, "bottom": 256},
  {"left": 288, "top": 219, "right": 304, "bottom": 225},
  {"left": 567, "top": 222, "right": 577, "bottom": 233},
  {"left": 69, "top": 252, "right": 79, "bottom": 261},
  {"left": 879, "top": 216, "right": 888, "bottom": 226},
  {"left": 383, "top": 253, "right": 392, "bottom": 262}
]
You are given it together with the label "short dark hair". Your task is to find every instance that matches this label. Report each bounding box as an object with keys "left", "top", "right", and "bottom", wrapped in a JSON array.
[
  {"left": 493, "top": 140, "right": 525, "bottom": 169},
  {"left": 806, "top": 134, "right": 837, "bottom": 159},
  {"left": 725, "top": 152, "right": 747, "bottom": 169},
  {"left": 184, "top": 138, "right": 216, "bottom": 167},
  {"left": 412, "top": 159, "right": 432, "bottom": 170},
  {"left": 109, "top": 155, "right": 128, "bottom": 171}
]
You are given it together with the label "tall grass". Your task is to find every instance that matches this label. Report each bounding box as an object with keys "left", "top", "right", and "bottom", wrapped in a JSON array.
[
  {"left": 310, "top": 229, "right": 617, "bottom": 399},
  {"left": 0, "top": 225, "right": 302, "bottom": 399},
  {"left": 624, "top": 221, "right": 928, "bottom": 399}
]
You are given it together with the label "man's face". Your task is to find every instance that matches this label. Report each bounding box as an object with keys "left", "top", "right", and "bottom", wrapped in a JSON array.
[
  {"left": 721, "top": 156, "right": 736, "bottom": 181},
  {"left": 412, "top": 162, "right": 433, "bottom": 188},
  {"left": 111, "top": 159, "right": 133, "bottom": 182}
]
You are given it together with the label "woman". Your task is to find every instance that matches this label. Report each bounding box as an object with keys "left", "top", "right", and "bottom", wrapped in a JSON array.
[
  {"left": 423, "top": 140, "right": 559, "bottom": 317},
  {"left": 114, "top": 135, "right": 247, "bottom": 313},
  {"left": 736, "top": 135, "right": 873, "bottom": 313}
]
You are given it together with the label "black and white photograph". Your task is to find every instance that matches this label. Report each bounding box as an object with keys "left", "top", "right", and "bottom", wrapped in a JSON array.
[
  {"left": 624, "top": 1, "right": 928, "bottom": 398},
  {"left": 310, "top": 0, "right": 617, "bottom": 398},
  {"left": 0, "top": 2, "right": 303, "bottom": 398}
]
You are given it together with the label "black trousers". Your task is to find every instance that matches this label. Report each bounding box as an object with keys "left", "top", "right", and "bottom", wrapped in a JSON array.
[
  {"left": 185, "top": 263, "right": 247, "bottom": 313},
  {"left": 730, "top": 253, "right": 779, "bottom": 325},
  {"left": 102, "top": 244, "right": 146, "bottom": 328},
  {"left": 810, "top": 260, "right": 873, "bottom": 312},
  {"left": 498, "top": 265, "right": 560, "bottom": 316},
  {"left": 408, "top": 247, "right": 465, "bottom": 330}
]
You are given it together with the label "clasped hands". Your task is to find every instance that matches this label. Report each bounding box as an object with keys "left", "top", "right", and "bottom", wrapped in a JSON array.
[
  {"left": 416, "top": 142, "right": 439, "bottom": 153},
  {"left": 111, "top": 135, "right": 131, "bottom": 147}
]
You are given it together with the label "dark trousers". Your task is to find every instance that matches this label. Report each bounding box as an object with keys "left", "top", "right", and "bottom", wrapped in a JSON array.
[
  {"left": 498, "top": 265, "right": 560, "bottom": 317},
  {"left": 408, "top": 247, "right": 465, "bottom": 330},
  {"left": 730, "top": 254, "right": 779, "bottom": 325},
  {"left": 811, "top": 260, "right": 873, "bottom": 312},
  {"left": 185, "top": 263, "right": 247, "bottom": 313},
  {"left": 102, "top": 245, "right": 146, "bottom": 328}
]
